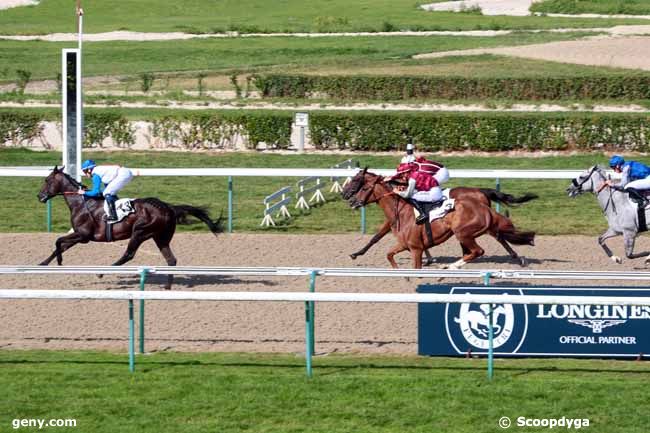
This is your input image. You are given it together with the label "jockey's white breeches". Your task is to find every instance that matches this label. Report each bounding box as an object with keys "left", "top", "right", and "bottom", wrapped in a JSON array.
[
  {"left": 434, "top": 167, "right": 450, "bottom": 185},
  {"left": 102, "top": 168, "right": 133, "bottom": 196},
  {"left": 625, "top": 176, "right": 650, "bottom": 191},
  {"left": 413, "top": 187, "right": 443, "bottom": 202}
]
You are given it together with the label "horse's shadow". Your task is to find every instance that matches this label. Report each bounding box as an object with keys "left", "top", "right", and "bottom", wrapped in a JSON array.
[
  {"left": 418, "top": 255, "right": 568, "bottom": 267},
  {"left": 110, "top": 274, "right": 279, "bottom": 289}
]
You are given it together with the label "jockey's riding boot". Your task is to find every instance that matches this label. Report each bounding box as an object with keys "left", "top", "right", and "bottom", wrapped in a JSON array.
[
  {"left": 627, "top": 188, "right": 647, "bottom": 208},
  {"left": 413, "top": 201, "right": 429, "bottom": 225},
  {"left": 105, "top": 194, "right": 118, "bottom": 222}
]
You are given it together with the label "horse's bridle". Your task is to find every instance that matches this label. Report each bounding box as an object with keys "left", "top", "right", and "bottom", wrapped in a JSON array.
[
  {"left": 357, "top": 175, "right": 383, "bottom": 206},
  {"left": 574, "top": 166, "right": 618, "bottom": 214},
  {"left": 571, "top": 166, "right": 599, "bottom": 190}
]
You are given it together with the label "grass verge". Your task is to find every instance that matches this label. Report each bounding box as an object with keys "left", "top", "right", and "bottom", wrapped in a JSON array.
[
  {"left": 531, "top": 0, "right": 650, "bottom": 15},
  {"left": 0, "top": 0, "right": 646, "bottom": 34},
  {"left": 0, "top": 32, "right": 604, "bottom": 82},
  {"left": 0, "top": 350, "right": 649, "bottom": 433}
]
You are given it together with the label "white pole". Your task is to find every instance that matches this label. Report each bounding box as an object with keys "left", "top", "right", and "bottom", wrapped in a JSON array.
[{"left": 76, "top": 2, "right": 84, "bottom": 181}]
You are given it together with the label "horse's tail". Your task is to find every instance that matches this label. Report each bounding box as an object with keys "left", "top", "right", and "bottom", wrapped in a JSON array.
[
  {"left": 499, "top": 229, "right": 535, "bottom": 246},
  {"left": 171, "top": 205, "right": 223, "bottom": 236},
  {"left": 479, "top": 189, "right": 538, "bottom": 207}
]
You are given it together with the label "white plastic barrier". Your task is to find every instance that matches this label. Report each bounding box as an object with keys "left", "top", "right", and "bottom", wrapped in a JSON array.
[
  {"left": 295, "top": 176, "right": 326, "bottom": 210},
  {"left": 2, "top": 285, "right": 650, "bottom": 378},
  {"left": 2, "top": 289, "right": 650, "bottom": 306},
  {"left": 2, "top": 166, "right": 621, "bottom": 234},
  {"left": 261, "top": 186, "right": 292, "bottom": 227},
  {"left": 0, "top": 167, "right": 621, "bottom": 179},
  {"left": 330, "top": 159, "right": 358, "bottom": 193}
]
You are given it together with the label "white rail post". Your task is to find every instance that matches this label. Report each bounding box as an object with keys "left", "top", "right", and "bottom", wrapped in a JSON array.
[
  {"left": 296, "top": 182, "right": 309, "bottom": 210},
  {"left": 309, "top": 178, "right": 325, "bottom": 205},
  {"left": 330, "top": 159, "right": 357, "bottom": 193},
  {"left": 261, "top": 202, "right": 275, "bottom": 227},
  {"left": 261, "top": 186, "right": 292, "bottom": 227}
]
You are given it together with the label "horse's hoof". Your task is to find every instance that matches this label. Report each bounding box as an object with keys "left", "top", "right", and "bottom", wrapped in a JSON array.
[
  {"left": 611, "top": 256, "right": 623, "bottom": 264},
  {"left": 38, "top": 262, "right": 47, "bottom": 266},
  {"left": 97, "top": 274, "right": 104, "bottom": 279},
  {"left": 518, "top": 257, "right": 528, "bottom": 267},
  {"left": 424, "top": 258, "right": 437, "bottom": 266},
  {"left": 350, "top": 254, "right": 357, "bottom": 260}
]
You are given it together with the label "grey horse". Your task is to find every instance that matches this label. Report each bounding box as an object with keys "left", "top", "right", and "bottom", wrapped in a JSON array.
[{"left": 567, "top": 165, "right": 650, "bottom": 264}]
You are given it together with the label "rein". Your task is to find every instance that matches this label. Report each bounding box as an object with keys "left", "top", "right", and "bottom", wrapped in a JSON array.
[{"left": 591, "top": 167, "right": 617, "bottom": 215}]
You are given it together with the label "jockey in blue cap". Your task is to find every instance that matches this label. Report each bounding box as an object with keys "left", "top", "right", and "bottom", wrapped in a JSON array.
[
  {"left": 605, "top": 155, "right": 650, "bottom": 205},
  {"left": 78, "top": 159, "right": 133, "bottom": 222}
]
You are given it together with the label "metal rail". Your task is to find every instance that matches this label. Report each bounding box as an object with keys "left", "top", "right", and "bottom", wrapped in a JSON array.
[{"left": 2, "top": 266, "right": 650, "bottom": 281}]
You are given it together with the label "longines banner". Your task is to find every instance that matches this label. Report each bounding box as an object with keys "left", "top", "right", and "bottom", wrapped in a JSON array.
[{"left": 417, "top": 285, "right": 650, "bottom": 358}]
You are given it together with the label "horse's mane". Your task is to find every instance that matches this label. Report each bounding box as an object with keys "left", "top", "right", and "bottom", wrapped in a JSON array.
[{"left": 57, "top": 169, "right": 85, "bottom": 190}]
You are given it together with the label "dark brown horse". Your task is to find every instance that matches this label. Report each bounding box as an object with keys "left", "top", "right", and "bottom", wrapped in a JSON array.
[
  {"left": 342, "top": 169, "right": 537, "bottom": 266},
  {"left": 37, "top": 166, "right": 222, "bottom": 289},
  {"left": 343, "top": 169, "right": 535, "bottom": 269}
]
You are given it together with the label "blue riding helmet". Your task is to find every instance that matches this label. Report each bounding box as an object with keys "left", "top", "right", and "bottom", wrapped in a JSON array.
[
  {"left": 81, "top": 159, "right": 96, "bottom": 171},
  {"left": 609, "top": 155, "right": 625, "bottom": 168}
]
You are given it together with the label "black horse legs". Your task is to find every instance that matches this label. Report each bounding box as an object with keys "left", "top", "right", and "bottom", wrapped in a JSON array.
[
  {"left": 39, "top": 232, "right": 89, "bottom": 266},
  {"left": 154, "top": 236, "right": 177, "bottom": 290}
]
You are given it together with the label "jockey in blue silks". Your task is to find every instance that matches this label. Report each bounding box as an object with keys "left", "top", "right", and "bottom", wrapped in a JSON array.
[
  {"left": 606, "top": 155, "right": 650, "bottom": 205},
  {"left": 77, "top": 160, "right": 133, "bottom": 222}
]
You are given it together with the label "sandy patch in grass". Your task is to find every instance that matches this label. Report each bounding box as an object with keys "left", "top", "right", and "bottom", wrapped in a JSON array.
[
  {"left": 421, "top": 0, "right": 538, "bottom": 16},
  {"left": 0, "top": 0, "right": 37, "bottom": 9},
  {"left": 415, "top": 36, "right": 650, "bottom": 71}
]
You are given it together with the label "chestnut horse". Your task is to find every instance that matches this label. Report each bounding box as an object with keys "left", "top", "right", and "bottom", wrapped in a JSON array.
[
  {"left": 344, "top": 169, "right": 535, "bottom": 268},
  {"left": 342, "top": 169, "right": 537, "bottom": 266},
  {"left": 37, "top": 166, "right": 222, "bottom": 289}
]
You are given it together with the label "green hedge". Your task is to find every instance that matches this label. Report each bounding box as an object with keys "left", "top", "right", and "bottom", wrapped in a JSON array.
[
  {"left": 148, "top": 112, "right": 292, "bottom": 149},
  {"left": 309, "top": 112, "right": 650, "bottom": 152},
  {"left": 0, "top": 111, "right": 47, "bottom": 147},
  {"left": 253, "top": 74, "right": 650, "bottom": 100},
  {"left": 3, "top": 109, "right": 650, "bottom": 152},
  {"left": 0, "top": 110, "right": 294, "bottom": 150}
]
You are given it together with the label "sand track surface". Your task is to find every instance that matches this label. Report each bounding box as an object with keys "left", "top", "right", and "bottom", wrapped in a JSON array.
[
  {"left": 414, "top": 35, "right": 650, "bottom": 70},
  {"left": 1, "top": 233, "right": 649, "bottom": 355}
]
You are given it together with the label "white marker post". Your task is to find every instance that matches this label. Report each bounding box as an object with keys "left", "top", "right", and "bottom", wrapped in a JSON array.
[
  {"left": 295, "top": 112, "right": 309, "bottom": 153},
  {"left": 61, "top": 49, "right": 82, "bottom": 181}
]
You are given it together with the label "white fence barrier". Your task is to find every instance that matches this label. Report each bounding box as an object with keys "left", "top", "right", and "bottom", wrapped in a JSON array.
[
  {"left": 0, "top": 167, "right": 621, "bottom": 179},
  {"left": 330, "top": 159, "right": 358, "bottom": 193},
  {"left": 261, "top": 186, "right": 292, "bottom": 227},
  {"left": 4, "top": 266, "right": 650, "bottom": 377},
  {"left": 3, "top": 289, "right": 650, "bottom": 306},
  {"left": 2, "top": 283, "right": 650, "bottom": 377},
  {"left": 295, "top": 176, "right": 325, "bottom": 210},
  {"left": 1, "top": 166, "right": 621, "bottom": 234},
  {"left": 4, "top": 265, "right": 650, "bottom": 280}
]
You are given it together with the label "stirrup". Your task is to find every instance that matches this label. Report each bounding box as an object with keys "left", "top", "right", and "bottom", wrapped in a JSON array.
[{"left": 416, "top": 214, "right": 428, "bottom": 225}]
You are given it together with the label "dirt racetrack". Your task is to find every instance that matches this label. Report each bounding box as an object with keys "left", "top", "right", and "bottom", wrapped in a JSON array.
[{"left": 1, "top": 232, "right": 649, "bottom": 355}]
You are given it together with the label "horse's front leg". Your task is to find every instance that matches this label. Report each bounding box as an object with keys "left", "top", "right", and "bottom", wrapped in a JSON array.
[
  {"left": 598, "top": 227, "right": 622, "bottom": 264},
  {"left": 39, "top": 232, "right": 88, "bottom": 266},
  {"left": 623, "top": 231, "right": 637, "bottom": 261},
  {"left": 350, "top": 220, "right": 391, "bottom": 260},
  {"left": 386, "top": 242, "right": 408, "bottom": 269},
  {"left": 410, "top": 248, "right": 424, "bottom": 269}
]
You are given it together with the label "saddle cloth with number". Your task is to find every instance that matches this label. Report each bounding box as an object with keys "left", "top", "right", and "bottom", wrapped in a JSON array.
[
  {"left": 103, "top": 198, "right": 135, "bottom": 223},
  {"left": 413, "top": 189, "right": 455, "bottom": 222}
]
